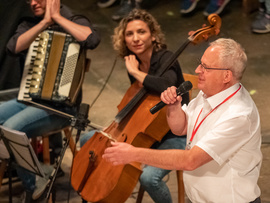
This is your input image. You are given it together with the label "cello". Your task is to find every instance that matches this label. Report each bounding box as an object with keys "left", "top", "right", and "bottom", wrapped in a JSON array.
[{"left": 71, "top": 14, "right": 222, "bottom": 203}]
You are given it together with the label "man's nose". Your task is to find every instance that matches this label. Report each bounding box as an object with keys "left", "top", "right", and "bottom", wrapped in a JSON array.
[{"left": 195, "top": 65, "right": 203, "bottom": 74}]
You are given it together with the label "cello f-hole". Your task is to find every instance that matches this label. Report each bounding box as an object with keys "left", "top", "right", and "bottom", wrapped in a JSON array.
[{"left": 121, "top": 133, "right": 128, "bottom": 142}]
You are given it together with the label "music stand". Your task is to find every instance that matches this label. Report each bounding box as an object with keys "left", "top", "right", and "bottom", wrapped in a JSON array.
[
  {"left": 0, "top": 125, "right": 49, "bottom": 202},
  {"left": 0, "top": 125, "right": 45, "bottom": 178}
]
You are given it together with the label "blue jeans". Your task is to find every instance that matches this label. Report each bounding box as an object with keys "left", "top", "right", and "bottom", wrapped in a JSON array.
[
  {"left": 0, "top": 99, "right": 74, "bottom": 192},
  {"left": 140, "top": 132, "right": 186, "bottom": 203},
  {"left": 80, "top": 130, "right": 186, "bottom": 203}
]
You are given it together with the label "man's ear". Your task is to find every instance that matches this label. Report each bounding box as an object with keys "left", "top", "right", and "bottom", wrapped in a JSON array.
[{"left": 223, "top": 70, "right": 232, "bottom": 83}]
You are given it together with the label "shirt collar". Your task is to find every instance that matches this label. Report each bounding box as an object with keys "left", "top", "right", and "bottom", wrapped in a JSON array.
[{"left": 203, "top": 83, "right": 241, "bottom": 110}]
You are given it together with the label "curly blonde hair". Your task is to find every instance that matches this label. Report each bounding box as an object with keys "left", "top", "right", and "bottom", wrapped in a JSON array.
[{"left": 112, "top": 9, "right": 167, "bottom": 58}]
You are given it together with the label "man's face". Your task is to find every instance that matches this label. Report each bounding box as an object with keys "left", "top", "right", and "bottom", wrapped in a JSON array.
[
  {"left": 30, "top": 0, "right": 46, "bottom": 17},
  {"left": 195, "top": 46, "right": 228, "bottom": 97}
]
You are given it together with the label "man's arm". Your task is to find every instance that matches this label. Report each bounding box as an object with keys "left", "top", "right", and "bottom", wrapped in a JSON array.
[
  {"left": 103, "top": 142, "right": 213, "bottom": 171},
  {"left": 103, "top": 85, "right": 212, "bottom": 170}
]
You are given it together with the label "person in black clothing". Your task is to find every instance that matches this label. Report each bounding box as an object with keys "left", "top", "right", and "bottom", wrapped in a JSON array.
[
  {"left": 80, "top": 9, "right": 187, "bottom": 203},
  {"left": 0, "top": 0, "right": 100, "bottom": 201}
]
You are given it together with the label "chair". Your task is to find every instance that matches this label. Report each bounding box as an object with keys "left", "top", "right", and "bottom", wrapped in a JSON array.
[
  {"left": 136, "top": 73, "right": 198, "bottom": 203},
  {"left": 38, "top": 127, "right": 77, "bottom": 165},
  {"left": 183, "top": 73, "right": 199, "bottom": 100}
]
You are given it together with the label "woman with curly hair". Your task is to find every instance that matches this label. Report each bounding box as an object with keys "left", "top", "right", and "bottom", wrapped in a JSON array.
[
  {"left": 112, "top": 9, "right": 188, "bottom": 203},
  {"left": 80, "top": 9, "right": 188, "bottom": 203}
]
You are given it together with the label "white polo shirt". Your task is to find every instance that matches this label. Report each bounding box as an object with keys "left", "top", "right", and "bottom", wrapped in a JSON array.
[{"left": 183, "top": 83, "right": 262, "bottom": 203}]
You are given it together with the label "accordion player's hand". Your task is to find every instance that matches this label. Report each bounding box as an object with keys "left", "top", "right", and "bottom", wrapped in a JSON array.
[
  {"left": 44, "top": 0, "right": 53, "bottom": 26},
  {"left": 50, "top": 0, "right": 61, "bottom": 21}
]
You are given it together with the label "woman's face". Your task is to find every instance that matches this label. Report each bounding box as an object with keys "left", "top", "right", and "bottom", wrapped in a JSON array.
[{"left": 124, "top": 20, "right": 155, "bottom": 57}]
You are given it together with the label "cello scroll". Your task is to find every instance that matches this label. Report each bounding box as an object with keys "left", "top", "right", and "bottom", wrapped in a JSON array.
[{"left": 189, "top": 14, "right": 222, "bottom": 45}]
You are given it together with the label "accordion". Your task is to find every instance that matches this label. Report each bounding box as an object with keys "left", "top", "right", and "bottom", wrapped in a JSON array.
[{"left": 18, "top": 30, "right": 86, "bottom": 106}]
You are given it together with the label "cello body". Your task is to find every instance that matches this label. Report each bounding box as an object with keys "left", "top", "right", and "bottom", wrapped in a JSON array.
[{"left": 71, "top": 81, "right": 170, "bottom": 202}]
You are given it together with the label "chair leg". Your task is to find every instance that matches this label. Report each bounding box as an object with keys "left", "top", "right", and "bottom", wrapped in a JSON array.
[
  {"left": 41, "top": 127, "right": 77, "bottom": 166},
  {"left": 42, "top": 136, "right": 50, "bottom": 165},
  {"left": 0, "top": 159, "right": 8, "bottom": 190},
  {"left": 176, "top": 170, "right": 185, "bottom": 203},
  {"left": 136, "top": 184, "right": 145, "bottom": 203},
  {"left": 8, "top": 160, "right": 13, "bottom": 203}
]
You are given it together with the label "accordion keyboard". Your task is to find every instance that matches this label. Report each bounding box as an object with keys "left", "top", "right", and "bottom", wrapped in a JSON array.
[
  {"left": 18, "top": 30, "right": 81, "bottom": 105},
  {"left": 18, "top": 36, "right": 41, "bottom": 101}
]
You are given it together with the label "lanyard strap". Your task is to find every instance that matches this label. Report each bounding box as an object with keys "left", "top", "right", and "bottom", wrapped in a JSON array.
[{"left": 190, "top": 84, "right": 241, "bottom": 143}]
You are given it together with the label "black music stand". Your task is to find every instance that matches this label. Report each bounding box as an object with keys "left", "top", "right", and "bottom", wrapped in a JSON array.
[{"left": 0, "top": 125, "right": 47, "bottom": 202}]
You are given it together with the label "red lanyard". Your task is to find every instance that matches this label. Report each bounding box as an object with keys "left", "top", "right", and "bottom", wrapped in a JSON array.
[{"left": 188, "top": 85, "right": 241, "bottom": 147}]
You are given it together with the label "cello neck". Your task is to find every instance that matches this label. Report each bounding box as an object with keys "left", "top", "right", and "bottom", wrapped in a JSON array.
[{"left": 115, "top": 88, "right": 147, "bottom": 123}]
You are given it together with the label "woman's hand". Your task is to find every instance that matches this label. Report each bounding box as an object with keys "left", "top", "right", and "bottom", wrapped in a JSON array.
[
  {"left": 124, "top": 55, "right": 140, "bottom": 75},
  {"left": 124, "top": 54, "right": 147, "bottom": 85}
]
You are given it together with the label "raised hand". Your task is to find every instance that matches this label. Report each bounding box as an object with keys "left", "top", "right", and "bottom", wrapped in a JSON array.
[
  {"left": 160, "top": 86, "right": 182, "bottom": 105},
  {"left": 124, "top": 55, "right": 140, "bottom": 75},
  {"left": 124, "top": 54, "right": 147, "bottom": 85},
  {"left": 43, "top": 0, "right": 53, "bottom": 25},
  {"left": 50, "top": 0, "right": 61, "bottom": 20}
]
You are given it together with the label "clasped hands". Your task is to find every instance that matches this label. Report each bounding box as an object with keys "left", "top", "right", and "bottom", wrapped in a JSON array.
[{"left": 43, "top": 0, "right": 61, "bottom": 26}]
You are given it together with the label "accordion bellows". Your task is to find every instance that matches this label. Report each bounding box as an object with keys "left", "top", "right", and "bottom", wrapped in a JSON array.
[{"left": 18, "top": 30, "right": 86, "bottom": 106}]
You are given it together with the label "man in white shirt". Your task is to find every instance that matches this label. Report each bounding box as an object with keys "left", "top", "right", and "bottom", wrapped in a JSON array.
[{"left": 103, "top": 38, "right": 262, "bottom": 203}]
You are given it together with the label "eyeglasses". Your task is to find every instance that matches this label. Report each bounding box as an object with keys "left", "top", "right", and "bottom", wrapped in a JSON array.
[{"left": 197, "top": 58, "right": 229, "bottom": 72}]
